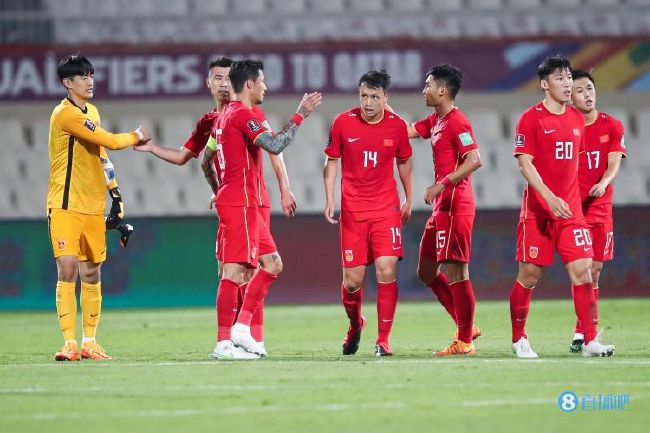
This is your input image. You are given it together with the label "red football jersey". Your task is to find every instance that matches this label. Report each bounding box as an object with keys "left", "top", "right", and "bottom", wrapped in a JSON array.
[
  {"left": 513, "top": 102, "right": 586, "bottom": 220},
  {"left": 184, "top": 109, "right": 219, "bottom": 156},
  {"left": 214, "top": 101, "right": 269, "bottom": 208},
  {"left": 414, "top": 107, "right": 479, "bottom": 216},
  {"left": 325, "top": 107, "right": 412, "bottom": 218},
  {"left": 579, "top": 112, "right": 626, "bottom": 209}
]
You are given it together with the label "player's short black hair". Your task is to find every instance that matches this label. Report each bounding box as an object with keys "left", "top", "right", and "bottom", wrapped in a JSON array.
[
  {"left": 426, "top": 64, "right": 463, "bottom": 99},
  {"left": 571, "top": 69, "right": 595, "bottom": 86},
  {"left": 57, "top": 55, "right": 94, "bottom": 82},
  {"left": 229, "top": 59, "right": 264, "bottom": 93},
  {"left": 208, "top": 56, "right": 233, "bottom": 70},
  {"left": 358, "top": 70, "right": 391, "bottom": 91},
  {"left": 537, "top": 55, "right": 572, "bottom": 80}
]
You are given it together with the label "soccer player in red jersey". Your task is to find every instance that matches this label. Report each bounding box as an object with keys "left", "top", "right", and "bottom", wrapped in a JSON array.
[
  {"left": 214, "top": 59, "right": 322, "bottom": 357},
  {"left": 323, "top": 70, "right": 413, "bottom": 357},
  {"left": 509, "top": 55, "right": 614, "bottom": 358},
  {"left": 568, "top": 69, "right": 626, "bottom": 353},
  {"left": 405, "top": 64, "right": 483, "bottom": 356}
]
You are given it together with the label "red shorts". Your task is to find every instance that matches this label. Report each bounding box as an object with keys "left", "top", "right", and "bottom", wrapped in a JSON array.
[
  {"left": 588, "top": 220, "right": 614, "bottom": 262},
  {"left": 419, "top": 213, "right": 474, "bottom": 263},
  {"left": 216, "top": 206, "right": 276, "bottom": 264},
  {"left": 516, "top": 217, "right": 594, "bottom": 266},
  {"left": 216, "top": 205, "right": 259, "bottom": 268},
  {"left": 339, "top": 212, "right": 402, "bottom": 268}
]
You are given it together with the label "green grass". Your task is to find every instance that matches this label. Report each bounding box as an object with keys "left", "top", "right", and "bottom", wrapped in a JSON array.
[{"left": 1, "top": 299, "right": 648, "bottom": 433}]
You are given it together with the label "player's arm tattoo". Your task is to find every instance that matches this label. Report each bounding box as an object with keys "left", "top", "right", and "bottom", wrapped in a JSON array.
[
  {"left": 201, "top": 148, "right": 220, "bottom": 194},
  {"left": 254, "top": 120, "right": 300, "bottom": 155}
]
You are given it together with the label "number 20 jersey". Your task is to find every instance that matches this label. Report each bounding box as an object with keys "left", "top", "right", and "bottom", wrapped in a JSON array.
[{"left": 513, "top": 102, "right": 586, "bottom": 220}]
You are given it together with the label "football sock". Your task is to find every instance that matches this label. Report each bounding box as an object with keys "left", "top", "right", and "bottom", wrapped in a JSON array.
[
  {"left": 450, "top": 279, "right": 476, "bottom": 344},
  {"left": 56, "top": 281, "right": 77, "bottom": 342},
  {"left": 216, "top": 278, "right": 239, "bottom": 341},
  {"left": 510, "top": 280, "right": 533, "bottom": 343},
  {"left": 572, "top": 283, "right": 598, "bottom": 343},
  {"left": 427, "top": 273, "right": 457, "bottom": 324},
  {"left": 574, "top": 286, "right": 598, "bottom": 336},
  {"left": 341, "top": 284, "right": 363, "bottom": 329},
  {"left": 80, "top": 281, "right": 102, "bottom": 339},
  {"left": 376, "top": 281, "right": 398, "bottom": 344},
  {"left": 237, "top": 269, "right": 277, "bottom": 326},
  {"left": 238, "top": 282, "right": 264, "bottom": 341}
]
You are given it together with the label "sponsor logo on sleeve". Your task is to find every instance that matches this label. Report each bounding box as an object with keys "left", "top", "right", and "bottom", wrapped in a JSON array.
[
  {"left": 246, "top": 119, "right": 262, "bottom": 133},
  {"left": 383, "top": 138, "right": 394, "bottom": 147},
  {"left": 459, "top": 132, "right": 474, "bottom": 146},
  {"left": 83, "top": 119, "right": 96, "bottom": 132},
  {"left": 515, "top": 134, "right": 525, "bottom": 147}
]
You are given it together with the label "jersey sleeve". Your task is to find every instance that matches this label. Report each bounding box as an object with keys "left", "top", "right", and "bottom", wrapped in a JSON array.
[
  {"left": 513, "top": 111, "right": 536, "bottom": 157},
  {"left": 324, "top": 116, "right": 343, "bottom": 159},
  {"left": 57, "top": 109, "right": 139, "bottom": 150},
  {"left": 608, "top": 117, "right": 626, "bottom": 157},
  {"left": 236, "top": 109, "right": 270, "bottom": 144},
  {"left": 183, "top": 114, "right": 213, "bottom": 157},
  {"left": 413, "top": 116, "right": 432, "bottom": 139},
  {"left": 452, "top": 119, "right": 479, "bottom": 158},
  {"left": 395, "top": 122, "right": 413, "bottom": 160}
]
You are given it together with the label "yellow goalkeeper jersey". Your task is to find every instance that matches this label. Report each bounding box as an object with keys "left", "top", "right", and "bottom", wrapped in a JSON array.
[{"left": 47, "top": 98, "right": 138, "bottom": 215}]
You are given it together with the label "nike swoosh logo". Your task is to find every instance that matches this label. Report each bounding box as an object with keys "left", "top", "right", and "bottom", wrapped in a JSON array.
[
  {"left": 392, "top": 246, "right": 401, "bottom": 250},
  {"left": 58, "top": 314, "right": 68, "bottom": 318},
  {"left": 544, "top": 129, "right": 555, "bottom": 134},
  {"left": 381, "top": 319, "right": 392, "bottom": 323},
  {"left": 584, "top": 248, "right": 591, "bottom": 252},
  {"left": 90, "top": 314, "right": 99, "bottom": 318},
  {"left": 232, "top": 308, "right": 238, "bottom": 312},
  {"left": 348, "top": 138, "right": 360, "bottom": 142}
]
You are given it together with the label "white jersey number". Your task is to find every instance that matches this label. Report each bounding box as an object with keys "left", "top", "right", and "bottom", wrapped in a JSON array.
[
  {"left": 363, "top": 151, "right": 378, "bottom": 168},
  {"left": 555, "top": 141, "right": 574, "bottom": 160}
]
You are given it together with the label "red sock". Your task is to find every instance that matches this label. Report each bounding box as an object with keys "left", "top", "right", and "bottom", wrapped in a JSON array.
[
  {"left": 450, "top": 279, "right": 475, "bottom": 344},
  {"left": 510, "top": 281, "right": 533, "bottom": 343},
  {"left": 427, "top": 273, "right": 457, "bottom": 324},
  {"left": 376, "top": 281, "right": 398, "bottom": 344},
  {"left": 341, "top": 284, "right": 363, "bottom": 329},
  {"left": 574, "top": 286, "right": 598, "bottom": 335},
  {"left": 235, "top": 283, "right": 246, "bottom": 322},
  {"left": 572, "top": 283, "right": 598, "bottom": 343},
  {"left": 251, "top": 299, "right": 264, "bottom": 342},
  {"left": 237, "top": 268, "right": 277, "bottom": 326},
  {"left": 216, "top": 279, "right": 239, "bottom": 341}
]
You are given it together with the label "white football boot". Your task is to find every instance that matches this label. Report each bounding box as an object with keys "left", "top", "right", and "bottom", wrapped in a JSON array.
[
  {"left": 231, "top": 323, "right": 262, "bottom": 355},
  {"left": 582, "top": 330, "right": 615, "bottom": 357},
  {"left": 208, "top": 340, "right": 259, "bottom": 360},
  {"left": 512, "top": 337, "right": 539, "bottom": 358},
  {"left": 255, "top": 342, "right": 268, "bottom": 358}
]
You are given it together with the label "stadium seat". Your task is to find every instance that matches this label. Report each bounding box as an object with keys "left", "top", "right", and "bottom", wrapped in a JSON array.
[
  {"left": 0, "top": 179, "right": 46, "bottom": 219},
  {"left": 420, "top": 15, "right": 462, "bottom": 39},
  {"left": 505, "top": 0, "right": 542, "bottom": 8},
  {"left": 154, "top": 0, "right": 189, "bottom": 16},
  {"left": 30, "top": 118, "right": 50, "bottom": 151},
  {"left": 546, "top": 0, "right": 581, "bottom": 7},
  {"left": 45, "top": 0, "right": 83, "bottom": 17},
  {"left": 309, "top": 0, "right": 345, "bottom": 12},
  {"left": 635, "top": 109, "right": 650, "bottom": 142},
  {"left": 160, "top": 115, "right": 196, "bottom": 150},
  {"left": 425, "top": 0, "right": 462, "bottom": 10},
  {"left": 466, "top": 110, "right": 505, "bottom": 142},
  {"left": 466, "top": 0, "right": 502, "bottom": 9},
  {"left": 502, "top": 13, "right": 541, "bottom": 37},
  {"left": 0, "top": 119, "right": 27, "bottom": 150},
  {"left": 540, "top": 13, "right": 582, "bottom": 36},
  {"left": 190, "top": 0, "right": 228, "bottom": 15},
  {"left": 387, "top": 0, "right": 423, "bottom": 11},
  {"left": 613, "top": 168, "right": 648, "bottom": 205},
  {"left": 291, "top": 175, "right": 326, "bottom": 213},
  {"left": 350, "top": 0, "right": 383, "bottom": 11},
  {"left": 581, "top": 11, "right": 623, "bottom": 36},
  {"left": 587, "top": 0, "right": 622, "bottom": 6},
  {"left": 473, "top": 169, "right": 522, "bottom": 209},
  {"left": 232, "top": 0, "right": 266, "bottom": 14},
  {"left": 460, "top": 15, "right": 502, "bottom": 38}
]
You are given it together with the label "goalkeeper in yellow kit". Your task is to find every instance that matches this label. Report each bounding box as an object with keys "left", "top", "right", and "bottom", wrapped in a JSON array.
[{"left": 48, "top": 55, "right": 150, "bottom": 361}]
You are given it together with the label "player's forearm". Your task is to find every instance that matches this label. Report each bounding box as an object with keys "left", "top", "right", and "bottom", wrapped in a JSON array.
[
  {"left": 449, "top": 151, "right": 482, "bottom": 184},
  {"left": 518, "top": 157, "right": 555, "bottom": 200},
  {"left": 323, "top": 158, "right": 338, "bottom": 203},
  {"left": 151, "top": 144, "right": 192, "bottom": 165},
  {"left": 397, "top": 159, "right": 413, "bottom": 202},
  {"left": 254, "top": 115, "right": 303, "bottom": 155},
  {"left": 407, "top": 123, "right": 421, "bottom": 139},
  {"left": 269, "top": 153, "right": 292, "bottom": 194},
  {"left": 599, "top": 153, "right": 623, "bottom": 186},
  {"left": 201, "top": 150, "right": 220, "bottom": 194}
]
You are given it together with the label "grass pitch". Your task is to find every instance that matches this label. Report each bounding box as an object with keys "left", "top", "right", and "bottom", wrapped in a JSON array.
[{"left": 1, "top": 299, "right": 648, "bottom": 433}]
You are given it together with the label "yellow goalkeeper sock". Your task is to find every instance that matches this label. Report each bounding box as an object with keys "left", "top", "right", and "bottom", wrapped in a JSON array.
[
  {"left": 81, "top": 281, "right": 102, "bottom": 339},
  {"left": 56, "top": 281, "right": 77, "bottom": 341}
]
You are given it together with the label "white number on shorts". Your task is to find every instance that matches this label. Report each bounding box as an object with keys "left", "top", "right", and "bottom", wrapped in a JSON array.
[
  {"left": 390, "top": 227, "right": 401, "bottom": 245},
  {"left": 555, "top": 141, "right": 574, "bottom": 160},
  {"left": 573, "top": 228, "right": 593, "bottom": 247},
  {"left": 586, "top": 150, "right": 600, "bottom": 170},
  {"left": 436, "top": 230, "right": 446, "bottom": 249},
  {"left": 604, "top": 231, "right": 614, "bottom": 253},
  {"left": 363, "top": 150, "right": 378, "bottom": 168}
]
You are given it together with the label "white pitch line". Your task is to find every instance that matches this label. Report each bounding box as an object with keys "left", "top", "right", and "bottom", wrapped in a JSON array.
[
  {"left": 461, "top": 398, "right": 553, "bottom": 407},
  {"left": 5, "top": 402, "right": 407, "bottom": 421}
]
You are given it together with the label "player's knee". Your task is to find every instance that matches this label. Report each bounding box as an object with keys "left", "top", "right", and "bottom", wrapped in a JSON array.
[
  {"left": 517, "top": 266, "right": 542, "bottom": 288},
  {"left": 56, "top": 258, "right": 78, "bottom": 283},
  {"left": 417, "top": 264, "right": 434, "bottom": 284},
  {"left": 261, "top": 253, "right": 283, "bottom": 275},
  {"left": 375, "top": 265, "right": 396, "bottom": 283},
  {"left": 444, "top": 262, "right": 468, "bottom": 284}
]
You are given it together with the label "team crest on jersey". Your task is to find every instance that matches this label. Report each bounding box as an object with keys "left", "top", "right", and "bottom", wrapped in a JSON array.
[
  {"left": 529, "top": 246, "right": 539, "bottom": 259},
  {"left": 83, "top": 119, "right": 96, "bottom": 132},
  {"left": 459, "top": 132, "right": 474, "bottom": 146},
  {"left": 344, "top": 249, "right": 354, "bottom": 262},
  {"left": 58, "top": 239, "right": 66, "bottom": 250},
  {"left": 383, "top": 138, "right": 394, "bottom": 147},
  {"left": 515, "top": 134, "right": 525, "bottom": 147},
  {"left": 573, "top": 128, "right": 580, "bottom": 136},
  {"left": 246, "top": 119, "right": 262, "bottom": 133},
  {"left": 599, "top": 134, "right": 610, "bottom": 143}
]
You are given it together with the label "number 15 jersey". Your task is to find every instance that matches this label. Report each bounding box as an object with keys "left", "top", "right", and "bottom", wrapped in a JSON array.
[
  {"left": 513, "top": 102, "right": 586, "bottom": 220},
  {"left": 325, "top": 107, "right": 412, "bottom": 219}
]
